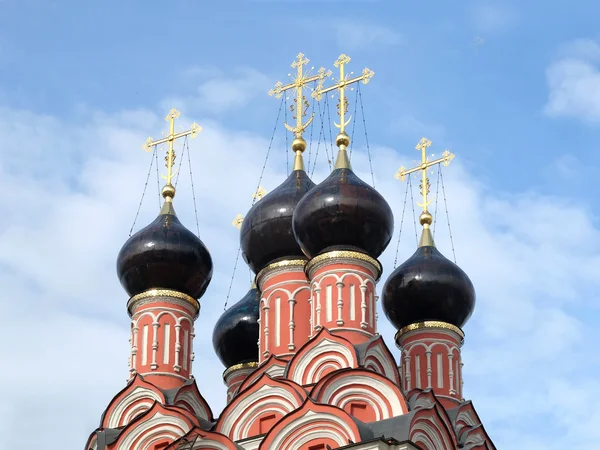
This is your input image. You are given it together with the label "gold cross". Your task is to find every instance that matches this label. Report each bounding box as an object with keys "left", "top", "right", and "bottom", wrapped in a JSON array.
[
  {"left": 142, "top": 108, "right": 202, "bottom": 187},
  {"left": 232, "top": 187, "right": 268, "bottom": 229},
  {"left": 313, "top": 54, "right": 374, "bottom": 134},
  {"left": 269, "top": 53, "right": 331, "bottom": 138},
  {"left": 395, "top": 137, "right": 455, "bottom": 211}
]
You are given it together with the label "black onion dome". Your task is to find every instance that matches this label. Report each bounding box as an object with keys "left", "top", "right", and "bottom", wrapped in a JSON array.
[
  {"left": 292, "top": 168, "right": 394, "bottom": 259},
  {"left": 117, "top": 210, "right": 213, "bottom": 299},
  {"left": 240, "top": 169, "right": 316, "bottom": 273},
  {"left": 212, "top": 286, "right": 260, "bottom": 368},
  {"left": 382, "top": 245, "right": 475, "bottom": 330}
]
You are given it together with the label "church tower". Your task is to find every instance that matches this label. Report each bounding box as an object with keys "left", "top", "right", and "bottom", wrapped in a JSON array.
[{"left": 87, "top": 54, "right": 497, "bottom": 450}]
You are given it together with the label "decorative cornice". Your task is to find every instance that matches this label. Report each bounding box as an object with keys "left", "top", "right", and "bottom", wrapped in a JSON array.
[
  {"left": 256, "top": 259, "right": 307, "bottom": 287},
  {"left": 395, "top": 321, "right": 465, "bottom": 343},
  {"left": 222, "top": 361, "right": 259, "bottom": 380},
  {"left": 305, "top": 250, "right": 382, "bottom": 280},
  {"left": 127, "top": 289, "right": 200, "bottom": 317}
]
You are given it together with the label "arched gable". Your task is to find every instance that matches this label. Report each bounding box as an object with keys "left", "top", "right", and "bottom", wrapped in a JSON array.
[
  {"left": 409, "top": 389, "right": 457, "bottom": 444},
  {"left": 172, "top": 380, "right": 213, "bottom": 421},
  {"left": 166, "top": 427, "right": 238, "bottom": 450},
  {"left": 286, "top": 328, "right": 358, "bottom": 386},
  {"left": 238, "top": 355, "right": 288, "bottom": 392},
  {"left": 360, "top": 335, "right": 401, "bottom": 385},
  {"left": 310, "top": 368, "right": 408, "bottom": 422},
  {"left": 408, "top": 398, "right": 458, "bottom": 450},
  {"left": 216, "top": 374, "right": 307, "bottom": 441},
  {"left": 259, "top": 399, "right": 369, "bottom": 450},
  {"left": 452, "top": 402, "right": 495, "bottom": 449},
  {"left": 113, "top": 402, "right": 198, "bottom": 450},
  {"left": 102, "top": 374, "right": 166, "bottom": 429}
]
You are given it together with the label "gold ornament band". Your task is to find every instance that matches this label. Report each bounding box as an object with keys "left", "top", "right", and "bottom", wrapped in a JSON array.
[
  {"left": 395, "top": 321, "right": 464, "bottom": 341},
  {"left": 128, "top": 288, "right": 199, "bottom": 310},
  {"left": 222, "top": 361, "right": 259, "bottom": 380},
  {"left": 305, "top": 250, "right": 382, "bottom": 280},
  {"left": 256, "top": 259, "right": 307, "bottom": 286}
]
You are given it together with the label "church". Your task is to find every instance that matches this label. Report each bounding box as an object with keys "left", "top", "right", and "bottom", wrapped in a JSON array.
[{"left": 85, "top": 53, "right": 497, "bottom": 450}]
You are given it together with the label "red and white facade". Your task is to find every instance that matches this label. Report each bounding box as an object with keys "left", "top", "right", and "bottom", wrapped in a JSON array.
[{"left": 88, "top": 256, "right": 495, "bottom": 450}]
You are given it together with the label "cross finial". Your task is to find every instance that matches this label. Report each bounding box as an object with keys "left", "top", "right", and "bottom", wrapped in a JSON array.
[
  {"left": 313, "top": 54, "right": 374, "bottom": 135},
  {"left": 142, "top": 108, "right": 202, "bottom": 206},
  {"left": 394, "top": 137, "right": 455, "bottom": 247},
  {"left": 269, "top": 53, "right": 331, "bottom": 139}
]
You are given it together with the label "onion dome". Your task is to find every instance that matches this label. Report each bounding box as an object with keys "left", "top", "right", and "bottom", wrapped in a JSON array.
[
  {"left": 292, "top": 132, "right": 394, "bottom": 259},
  {"left": 240, "top": 137, "right": 316, "bottom": 273},
  {"left": 117, "top": 185, "right": 213, "bottom": 299},
  {"left": 382, "top": 212, "right": 475, "bottom": 330},
  {"left": 212, "top": 284, "right": 260, "bottom": 368}
]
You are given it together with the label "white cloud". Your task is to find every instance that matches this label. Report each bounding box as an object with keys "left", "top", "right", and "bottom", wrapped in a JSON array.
[
  {"left": 162, "top": 68, "right": 272, "bottom": 115},
  {"left": 544, "top": 39, "right": 600, "bottom": 123},
  {"left": 0, "top": 67, "right": 599, "bottom": 450},
  {"left": 333, "top": 20, "right": 403, "bottom": 51}
]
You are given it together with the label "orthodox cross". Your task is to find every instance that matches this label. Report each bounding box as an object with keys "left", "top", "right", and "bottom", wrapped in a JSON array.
[
  {"left": 269, "top": 53, "right": 331, "bottom": 137},
  {"left": 313, "top": 54, "right": 374, "bottom": 134},
  {"left": 142, "top": 108, "right": 202, "bottom": 186},
  {"left": 232, "top": 187, "right": 268, "bottom": 229},
  {"left": 395, "top": 137, "right": 455, "bottom": 211}
]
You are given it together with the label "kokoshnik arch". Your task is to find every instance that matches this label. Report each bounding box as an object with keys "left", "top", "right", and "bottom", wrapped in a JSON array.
[{"left": 86, "top": 53, "right": 496, "bottom": 450}]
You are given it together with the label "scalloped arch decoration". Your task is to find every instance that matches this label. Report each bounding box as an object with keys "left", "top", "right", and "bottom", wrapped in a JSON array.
[
  {"left": 173, "top": 384, "right": 212, "bottom": 421},
  {"left": 287, "top": 335, "right": 358, "bottom": 386},
  {"left": 115, "top": 406, "right": 196, "bottom": 450},
  {"left": 259, "top": 403, "right": 363, "bottom": 450},
  {"left": 216, "top": 377, "right": 307, "bottom": 441},
  {"left": 238, "top": 355, "right": 288, "bottom": 392},
  {"left": 409, "top": 409, "right": 457, "bottom": 450},
  {"left": 311, "top": 370, "right": 408, "bottom": 421},
  {"left": 362, "top": 337, "right": 401, "bottom": 385},
  {"left": 105, "top": 385, "right": 164, "bottom": 428}
]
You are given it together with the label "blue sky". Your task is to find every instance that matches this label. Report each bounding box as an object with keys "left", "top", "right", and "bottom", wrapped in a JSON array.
[{"left": 0, "top": 1, "right": 599, "bottom": 449}]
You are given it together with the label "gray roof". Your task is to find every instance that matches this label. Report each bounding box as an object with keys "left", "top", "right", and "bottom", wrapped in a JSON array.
[{"left": 366, "top": 411, "right": 417, "bottom": 442}]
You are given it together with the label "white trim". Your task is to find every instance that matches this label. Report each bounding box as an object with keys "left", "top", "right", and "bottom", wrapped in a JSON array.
[
  {"left": 163, "top": 324, "right": 171, "bottom": 364},
  {"left": 288, "top": 295, "right": 296, "bottom": 351},
  {"left": 174, "top": 324, "right": 182, "bottom": 372},
  {"left": 289, "top": 338, "right": 355, "bottom": 385},
  {"left": 336, "top": 281, "right": 344, "bottom": 325},
  {"left": 437, "top": 352, "right": 443, "bottom": 388},
  {"left": 267, "top": 409, "right": 359, "bottom": 450},
  {"left": 275, "top": 296, "right": 281, "bottom": 347},
  {"left": 326, "top": 285, "right": 333, "bottom": 323},
  {"left": 117, "top": 411, "right": 190, "bottom": 450},
  {"left": 350, "top": 283, "right": 356, "bottom": 321},
  {"left": 142, "top": 325, "right": 149, "bottom": 366},
  {"left": 106, "top": 386, "right": 162, "bottom": 428}
]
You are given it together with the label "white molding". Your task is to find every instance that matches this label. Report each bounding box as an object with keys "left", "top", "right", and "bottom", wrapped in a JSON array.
[
  {"left": 106, "top": 386, "right": 163, "bottom": 428},
  {"left": 267, "top": 410, "right": 359, "bottom": 450},
  {"left": 117, "top": 411, "right": 190, "bottom": 450},
  {"left": 289, "top": 338, "right": 355, "bottom": 385}
]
